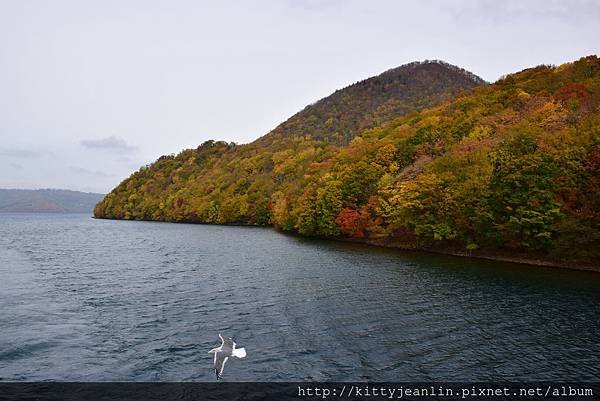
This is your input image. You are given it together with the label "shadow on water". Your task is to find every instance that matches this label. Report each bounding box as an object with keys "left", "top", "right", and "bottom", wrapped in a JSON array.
[{"left": 289, "top": 232, "right": 600, "bottom": 288}]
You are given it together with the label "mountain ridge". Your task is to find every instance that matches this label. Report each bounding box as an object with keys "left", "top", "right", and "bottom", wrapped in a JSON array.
[{"left": 259, "top": 59, "right": 487, "bottom": 145}]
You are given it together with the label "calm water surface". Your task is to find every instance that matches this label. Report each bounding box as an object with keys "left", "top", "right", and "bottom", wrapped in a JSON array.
[{"left": 1, "top": 213, "right": 599, "bottom": 381}]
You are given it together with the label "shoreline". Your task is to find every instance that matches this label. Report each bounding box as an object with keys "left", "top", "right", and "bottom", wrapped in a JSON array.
[
  {"left": 337, "top": 237, "right": 600, "bottom": 273},
  {"left": 93, "top": 215, "right": 600, "bottom": 273}
]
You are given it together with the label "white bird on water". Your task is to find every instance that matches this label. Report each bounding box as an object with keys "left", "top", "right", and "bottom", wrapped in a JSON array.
[{"left": 208, "top": 334, "right": 247, "bottom": 379}]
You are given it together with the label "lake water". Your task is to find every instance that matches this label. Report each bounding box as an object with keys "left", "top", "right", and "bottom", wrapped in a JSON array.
[{"left": 1, "top": 213, "right": 599, "bottom": 381}]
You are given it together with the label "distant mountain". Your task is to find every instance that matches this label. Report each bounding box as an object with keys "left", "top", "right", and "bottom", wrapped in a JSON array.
[{"left": 0, "top": 189, "right": 104, "bottom": 213}]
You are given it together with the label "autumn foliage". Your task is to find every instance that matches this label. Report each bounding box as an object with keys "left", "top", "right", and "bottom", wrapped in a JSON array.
[{"left": 95, "top": 56, "right": 600, "bottom": 262}]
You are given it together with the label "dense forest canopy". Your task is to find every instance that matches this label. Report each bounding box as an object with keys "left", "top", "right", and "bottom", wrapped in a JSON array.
[
  {"left": 259, "top": 60, "right": 486, "bottom": 145},
  {"left": 95, "top": 56, "right": 600, "bottom": 263}
]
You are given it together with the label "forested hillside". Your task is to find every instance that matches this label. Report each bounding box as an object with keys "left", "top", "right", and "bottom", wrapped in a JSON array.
[
  {"left": 260, "top": 60, "right": 485, "bottom": 145},
  {"left": 95, "top": 56, "right": 600, "bottom": 264},
  {"left": 95, "top": 60, "right": 484, "bottom": 225}
]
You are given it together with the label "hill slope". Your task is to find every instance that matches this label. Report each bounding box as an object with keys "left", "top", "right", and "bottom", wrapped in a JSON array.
[
  {"left": 95, "top": 56, "right": 600, "bottom": 265},
  {"left": 95, "top": 60, "right": 484, "bottom": 225},
  {"left": 261, "top": 60, "right": 486, "bottom": 145},
  {"left": 1, "top": 189, "right": 104, "bottom": 213}
]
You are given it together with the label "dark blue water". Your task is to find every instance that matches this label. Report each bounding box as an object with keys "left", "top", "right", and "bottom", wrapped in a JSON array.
[{"left": 1, "top": 213, "right": 599, "bottom": 381}]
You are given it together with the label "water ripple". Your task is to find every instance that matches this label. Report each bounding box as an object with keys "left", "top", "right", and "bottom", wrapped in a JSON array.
[{"left": 0, "top": 213, "right": 599, "bottom": 381}]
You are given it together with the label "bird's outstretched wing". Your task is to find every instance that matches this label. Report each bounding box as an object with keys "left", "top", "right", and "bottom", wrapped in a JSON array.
[
  {"left": 232, "top": 347, "right": 246, "bottom": 358},
  {"left": 214, "top": 352, "right": 229, "bottom": 379}
]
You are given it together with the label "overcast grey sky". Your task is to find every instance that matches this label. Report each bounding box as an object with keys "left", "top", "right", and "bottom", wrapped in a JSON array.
[{"left": 1, "top": 0, "right": 599, "bottom": 193}]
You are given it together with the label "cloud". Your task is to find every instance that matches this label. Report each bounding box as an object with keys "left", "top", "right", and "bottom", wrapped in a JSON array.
[
  {"left": 285, "top": 0, "right": 346, "bottom": 12},
  {"left": 0, "top": 148, "right": 40, "bottom": 158},
  {"left": 80, "top": 136, "right": 138, "bottom": 153},
  {"left": 9, "top": 163, "right": 23, "bottom": 169},
  {"left": 443, "top": 0, "right": 600, "bottom": 25},
  {"left": 69, "top": 166, "right": 112, "bottom": 178}
]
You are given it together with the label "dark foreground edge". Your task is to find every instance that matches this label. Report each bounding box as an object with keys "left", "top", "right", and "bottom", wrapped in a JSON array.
[{"left": 0, "top": 382, "right": 598, "bottom": 401}]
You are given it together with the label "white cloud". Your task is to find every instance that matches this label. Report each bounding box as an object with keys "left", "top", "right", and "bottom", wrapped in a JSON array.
[
  {"left": 80, "top": 136, "right": 138, "bottom": 153},
  {"left": 69, "top": 166, "right": 112, "bottom": 178}
]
